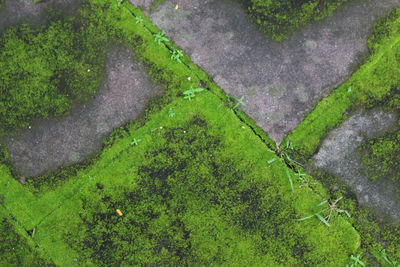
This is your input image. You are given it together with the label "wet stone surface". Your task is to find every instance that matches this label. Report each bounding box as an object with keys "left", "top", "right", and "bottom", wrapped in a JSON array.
[
  {"left": 143, "top": 0, "right": 400, "bottom": 142},
  {"left": 312, "top": 109, "right": 400, "bottom": 222},
  {"left": 4, "top": 47, "right": 163, "bottom": 177},
  {"left": 0, "top": 0, "right": 78, "bottom": 34}
]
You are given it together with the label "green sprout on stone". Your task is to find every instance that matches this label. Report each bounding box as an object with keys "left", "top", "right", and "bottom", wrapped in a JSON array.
[
  {"left": 296, "top": 197, "right": 350, "bottom": 227},
  {"left": 183, "top": 86, "right": 205, "bottom": 100},
  {"left": 171, "top": 49, "right": 184, "bottom": 63},
  {"left": 130, "top": 138, "right": 141, "bottom": 146},
  {"left": 231, "top": 95, "right": 247, "bottom": 109},
  {"left": 135, "top": 16, "right": 144, "bottom": 25},
  {"left": 154, "top": 32, "right": 170, "bottom": 45},
  {"left": 168, "top": 108, "right": 175, "bottom": 118},
  {"left": 346, "top": 254, "right": 365, "bottom": 267},
  {"left": 379, "top": 249, "right": 399, "bottom": 266}
]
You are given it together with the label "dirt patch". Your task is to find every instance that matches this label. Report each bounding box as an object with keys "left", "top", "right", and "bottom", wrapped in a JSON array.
[
  {"left": 311, "top": 109, "right": 400, "bottom": 222},
  {"left": 0, "top": 0, "right": 78, "bottom": 34},
  {"left": 142, "top": 0, "right": 400, "bottom": 142},
  {"left": 4, "top": 46, "right": 163, "bottom": 177}
]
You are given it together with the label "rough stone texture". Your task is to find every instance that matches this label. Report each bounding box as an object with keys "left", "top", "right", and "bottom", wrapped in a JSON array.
[
  {"left": 142, "top": 0, "right": 400, "bottom": 142},
  {"left": 130, "top": 0, "right": 153, "bottom": 10},
  {"left": 5, "top": 47, "right": 163, "bottom": 177},
  {"left": 0, "top": 0, "right": 78, "bottom": 34},
  {"left": 312, "top": 110, "right": 400, "bottom": 222}
]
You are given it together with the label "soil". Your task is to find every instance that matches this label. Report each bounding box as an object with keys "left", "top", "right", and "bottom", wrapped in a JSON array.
[
  {"left": 311, "top": 109, "right": 400, "bottom": 222},
  {"left": 143, "top": 0, "right": 400, "bottom": 143},
  {"left": 4, "top": 46, "right": 163, "bottom": 177}
]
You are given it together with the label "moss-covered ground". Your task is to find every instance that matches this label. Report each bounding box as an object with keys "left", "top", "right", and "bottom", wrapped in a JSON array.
[
  {"left": 0, "top": 7, "right": 117, "bottom": 135},
  {"left": 0, "top": 0, "right": 364, "bottom": 265},
  {"left": 1, "top": 0, "right": 400, "bottom": 266},
  {"left": 0, "top": 206, "right": 52, "bottom": 266},
  {"left": 247, "top": 0, "right": 349, "bottom": 40},
  {"left": 359, "top": 130, "right": 400, "bottom": 183}
]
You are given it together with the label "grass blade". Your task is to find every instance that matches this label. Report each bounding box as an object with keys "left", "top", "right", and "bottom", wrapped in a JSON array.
[
  {"left": 318, "top": 200, "right": 328, "bottom": 206},
  {"left": 295, "top": 214, "right": 315, "bottom": 221},
  {"left": 285, "top": 168, "right": 294, "bottom": 192},
  {"left": 315, "top": 213, "right": 330, "bottom": 227}
]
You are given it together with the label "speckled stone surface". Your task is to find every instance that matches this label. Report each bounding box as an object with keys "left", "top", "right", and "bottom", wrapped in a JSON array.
[{"left": 312, "top": 109, "right": 400, "bottom": 222}]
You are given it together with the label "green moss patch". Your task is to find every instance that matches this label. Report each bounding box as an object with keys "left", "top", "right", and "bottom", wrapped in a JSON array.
[
  {"left": 31, "top": 94, "right": 359, "bottom": 266},
  {"left": 247, "top": 0, "right": 348, "bottom": 40},
  {"left": 308, "top": 168, "right": 400, "bottom": 265},
  {"left": 0, "top": 207, "right": 53, "bottom": 266},
  {"left": 359, "top": 130, "right": 400, "bottom": 182},
  {"left": 0, "top": 7, "right": 117, "bottom": 135}
]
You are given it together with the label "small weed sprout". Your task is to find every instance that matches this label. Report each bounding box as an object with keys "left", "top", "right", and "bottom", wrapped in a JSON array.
[
  {"left": 346, "top": 254, "right": 365, "bottom": 267},
  {"left": 130, "top": 138, "right": 141, "bottom": 146},
  {"left": 231, "top": 95, "right": 247, "bottom": 109},
  {"left": 168, "top": 108, "right": 175, "bottom": 118},
  {"left": 153, "top": 32, "right": 170, "bottom": 45},
  {"left": 267, "top": 140, "right": 308, "bottom": 191},
  {"left": 183, "top": 86, "right": 205, "bottom": 100},
  {"left": 171, "top": 49, "right": 184, "bottom": 63},
  {"left": 285, "top": 168, "right": 294, "bottom": 192},
  {"left": 294, "top": 170, "right": 317, "bottom": 188},
  {"left": 379, "top": 249, "right": 399, "bottom": 266},
  {"left": 296, "top": 196, "right": 351, "bottom": 227},
  {"left": 135, "top": 16, "right": 144, "bottom": 25},
  {"left": 277, "top": 140, "right": 302, "bottom": 166}
]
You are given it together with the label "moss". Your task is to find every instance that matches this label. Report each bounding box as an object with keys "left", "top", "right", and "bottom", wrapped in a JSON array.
[
  {"left": 359, "top": 131, "right": 400, "bottom": 182},
  {"left": 247, "top": 0, "right": 348, "bottom": 40},
  {"left": 0, "top": 209, "right": 54, "bottom": 266},
  {"left": 51, "top": 109, "right": 358, "bottom": 266},
  {"left": 0, "top": 143, "right": 10, "bottom": 165},
  {"left": 0, "top": 7, "right": 118, "bottom": 135},
  {"left": 69, "top": 118, "right": 291, "bottom": 265},
  {"left": 284, "top": 8, "right": 400, "bottom": 161},
  {"left": 368, "top": 8, "right": 400, "bottom": 53},
  {"left": 23, "top": 156, "right": 97, "bottom": 194},
  {"left": 308, "top": 167, "right": 400, "bottom": 265},
  {"left": 150, "top": 0, "right": 166, "bottom": 11}
]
